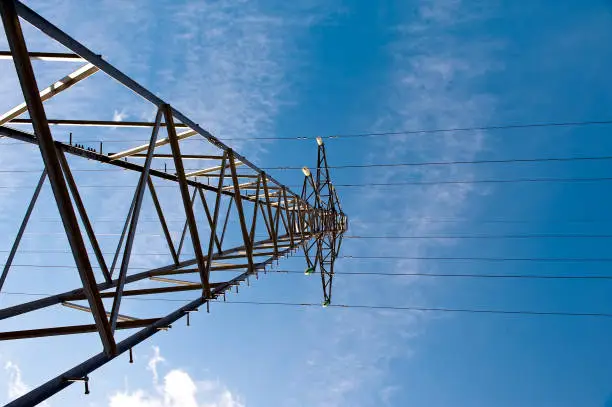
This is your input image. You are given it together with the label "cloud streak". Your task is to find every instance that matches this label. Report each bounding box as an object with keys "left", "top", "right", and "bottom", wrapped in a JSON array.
[
  {"left": 110, "top": 347, "right": 244, "bottom": 407},
  {"left": 4, "top": 361, "right": 30, "bottom": 402},
  {"left": 296, "top": 1, "right": 502, "bottom": 406}
]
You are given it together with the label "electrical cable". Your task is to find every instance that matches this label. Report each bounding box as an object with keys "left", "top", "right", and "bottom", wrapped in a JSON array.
[
  {"left": 2, "top": 176, "right": 612, "bottom": 189},
  {"left": 5, "top": 153, "right": 612, "bottom": 174},
  {"left": 1, "top": 119, "right": 611, "bottom": 147},
  {"left": 0, "top": 291, "right": 610, "bottom": 318}
]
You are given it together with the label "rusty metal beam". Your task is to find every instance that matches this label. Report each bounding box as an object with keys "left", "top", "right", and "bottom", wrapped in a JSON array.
[
  {"left": 0, "top": 170, "right": 46, "bottom": 291},
  {"left": 62, "top": 302, "right": 136, "bottom": 322},
  {"left": 0, "top": 319, "right": 159, "bottom": 341},
  {"left": 261, "top": 173, "right": 278, "bottom": 255},
  {"left": 204, "top": 153, "right": 227, "bottom": 282},
  {"left": 0, "top": 50, "right": 86, "bottom": 61},
  {"left": 7, "top": 118, "right": 189, "bottom": 128},
  {"left": 228, "top": 150, "right": 254, "bottom": 274},
  {"left": 0, "top": 63, "right": 98, "bottom": 126},
  {"left": 58, "top": 150, "right": 111, "bottom": 283},
  {"left": 0, "top": 0, "right": 116, "bottom": 355},
  {"left": 197, "top": 188, "right": 222, "bottom": 253},
  {"left": 147, "top": 176, "right": 179, "bottom": 264},
  {"left": 164, "top": 104, "right": 209, "bottom": 296},
  {"left": 109, "top": 108, "right": 163, "bottom": 332}
]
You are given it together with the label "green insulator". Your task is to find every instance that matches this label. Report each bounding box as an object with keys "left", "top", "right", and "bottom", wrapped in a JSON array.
[
  {"left": 304, "top": 267, "right": 315, "bottom": 275},
  {"left": 322, "top": 299, "right": 330, "bottom": 308}
]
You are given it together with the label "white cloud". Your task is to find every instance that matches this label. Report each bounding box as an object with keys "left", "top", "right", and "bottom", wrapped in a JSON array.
[
  {"left": 147, "top": 346, "right": 165, "bottom": 385},
  {"left": 5, "top": 361, "right": 30, "bottom": 401},
  {"left": 109, "top": 368, "right": 243, "bottom": 407},
  {"left": 113, "top": 109, "right": 128, "bottom": 122},
  {"left": 109, "top": 347, "right": 243, "bottom": 407}
]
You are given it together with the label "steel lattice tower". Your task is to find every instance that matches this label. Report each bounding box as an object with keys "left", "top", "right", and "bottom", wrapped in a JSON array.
[{"left": 0, "top": 1, "right": 347, "bottom": 405}]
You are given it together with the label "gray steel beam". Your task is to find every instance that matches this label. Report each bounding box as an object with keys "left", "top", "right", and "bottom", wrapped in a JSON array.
[
  {"left": 0, "top": 234, "right": 293, "bottom": 321},
  {"left": 0, "top": 50, "right": 86, "bottom": 61},
  {"left": 0, "top": 170, "right": 46, "bottom": 291},
  {"left": 147, "top": 176, "right": 179, "bottom": 264},
  {"left": 0, "top": 319, "right": 160, "bottom": 340},
  {"left": 13, "top": 0, "right": 300, "bottom": 202},
  {"left": 197, "top": 188, "right": 222, "bottom": 252},
  {"left": 8, "top": 118, "right": 188, "bottom": 128},
  {"left": 261, "top": 173, "right": 278, "bottom": 255},
  {"left": 0, "top": 0, "right": 116, "bottom": 356},
  {"left": 57, "top": 150, "right": 111, "bottom": 283},
  {"left": 0, "top": 62, "right": 98, "bottom": 126},
  {"left": 219, "top": 197, "right": 233, "bottom": 249},
  {"left": 177, "top": 188, "right": 198, "bottom": 257},
  {"left": 0, "top": 125, "right": 270, "bottom": 204},
  {"left": 163, "top": 104, "right": 209, "bottom": 296},
  {"left": 109, "top": 108, "right": 163, "bottom": 332},
  {"left": 228, "top": 150, "right": 255, "bottom": 273},
  {"left": 204, "top": 154, "right": 227, "bottom": 283},
  {"left": 2, "top": 245, "right": 294, "bottom": 407}
]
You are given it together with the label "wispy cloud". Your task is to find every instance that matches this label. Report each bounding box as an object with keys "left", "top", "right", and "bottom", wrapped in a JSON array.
[
  {"left": 4, "top": 361, "right": 29, "bottom": 401},
  {"left": 147, "top": 346, "right": 165, "bottom": 386},
  {"left": 296, "top": 1, "right": 502, "bottom": 406},
  {"left": 165, "top": 0, "right": 329, "bottom": 157},
  {"left": 110, "top": 347, "right": 243, "bottom": 407}
]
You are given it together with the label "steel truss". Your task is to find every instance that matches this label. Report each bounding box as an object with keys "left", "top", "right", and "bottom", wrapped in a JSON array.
[
  {"left": 0, "top": 1, "right": 347, "bottom": 405},
  {"left": 300, "top": 138, "right": 347, "bottom": 305}
]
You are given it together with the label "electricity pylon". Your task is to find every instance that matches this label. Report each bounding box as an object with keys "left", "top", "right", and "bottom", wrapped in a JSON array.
[
  {"left": 0, "top": 1, "right": 347, "bottom": 405},
  {"left": 300, "top": 137, "right": 347, "bottom": 306}
]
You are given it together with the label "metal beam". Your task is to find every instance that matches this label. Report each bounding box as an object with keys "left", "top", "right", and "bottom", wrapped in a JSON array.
[
  {"left": 62, "top": 301, "right": 136, "bottom": 322},
  {"left": 109, "top": 108, "right": 163, "bottom": 332},
  {"left": 228, "top": 150, "right": 255, "bottom": 274},
  {"left": 0, "top": 0, "right": 116, "bottom": 355},
  {"left": 164, "top": 104, "right": 209, "bottom": 296},
  {"left": 58, "top": 150, "right": 111, "bottom": 283},
  {"left": 147, "top": 177, "right": 179, "bottom": 264},
  {"left": 108, "top": 128, "right": 196, "bottom": 160},
  {"left": 219, "top": 197, "right": 233, "bottom": 249},
  {"left": 261, "top": 173, "right": 278, "bottom": 255},
  {"left": 177, "top": 188, "right": 198, "bottom": 257},
  {"left": 132, "top": 153, "right": 222, "bottom": 159},
  {"left": 197, "top": 188, "right": 222, "bottom": 253},
  {"left": 0, "top": 63, "right": 98, "bottom": 126},
  {"left": 13, "top": 0, "right": 298, "bottom": 200},
  {"left": 0, "top": 235, "right": 290, "bottom": 321},
  {"left": 1, "top": 249, "right": 287, "bottom": 407},
  {"left": 0, "top": 319, "right": 159, "bottom": 341},
  {"left": 0, "top": 50, "right": 87, "bottom": 61},
  {"left": 184, "top": 161, "right": 242, "bottom": 178},
  {"left": 204, "top": 153, "right": 227, "bottom": 283},
  {"left": 0, "top": 125, "right": 263, "bottom": 203},
  {"left": 7, "top": 118, "right": 189, "bottom": 128},
  {"left": 0, "top": 170, "right": 46, "bottom": 291}
]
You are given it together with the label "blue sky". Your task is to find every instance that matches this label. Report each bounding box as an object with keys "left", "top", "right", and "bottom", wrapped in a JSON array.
[{"left": 1, "top": 0, "right": 612, "bottom": 406}]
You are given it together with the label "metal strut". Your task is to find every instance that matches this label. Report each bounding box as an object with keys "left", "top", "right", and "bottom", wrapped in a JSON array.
[{"left": 0, "top": 1, "right": 348, "bottom": 405}]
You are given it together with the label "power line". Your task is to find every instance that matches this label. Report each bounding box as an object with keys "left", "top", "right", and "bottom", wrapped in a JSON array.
[
  {"left": 333, "top": 177, "right": 612, "bottom": 187},
  {"left": 345, "top": 234, "right": 612, "bottom": 239},
  {"left": 0, "top": 291, "right": 609, "bottom": 318},
  {"left": 2, "top": 176, "right": 612, "bottom": 189},
  {"left": 1, "top": 264, "right": 611, "bottom": 279},
  {"left": 275, "top": 270, "right": 612, "bottom": 280},
  {"left": 253, "top": 119, "right": 612, "bottom": 141},
  {"left": 2, "top": 119, "right": 611, "bottom": 146},
  {"left": 264, "top": 154, "right": 612, "bottom": 170},
  {"left": 3, "top": 251, "right": 612, "bottom": 263},
  {"left": 219, "top": 300, "right": 612, "bottom": 318},
  {"left": 339, "top": 255, "right": 612, "bottom": 262},
  {"left": 19, "top": 217, "right": 612, "bottom": 225},
  {"left": 6, "top": 153, "right": 612, "bottom": 174}
]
